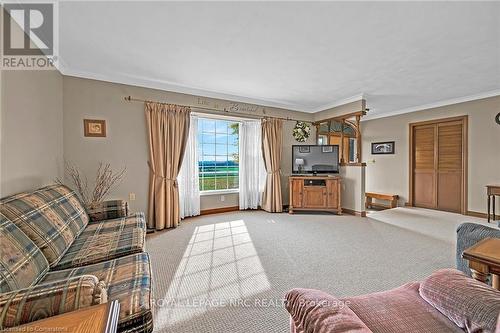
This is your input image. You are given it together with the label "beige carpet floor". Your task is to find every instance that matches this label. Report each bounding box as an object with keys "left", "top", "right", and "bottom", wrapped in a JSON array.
[{"left": 147, "top": 208, "right": 472, "bottom": 333}]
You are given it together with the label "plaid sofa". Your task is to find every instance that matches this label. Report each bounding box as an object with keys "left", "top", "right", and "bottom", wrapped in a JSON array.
[{"left": 0, "top": 184, "right": 152, "bottom": 333}]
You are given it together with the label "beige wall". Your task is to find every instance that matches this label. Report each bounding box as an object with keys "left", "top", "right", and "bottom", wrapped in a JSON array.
[
  {"left": 339, "top": 165, "right": 366, "bottom": 213},
  {"left": 313, "top": 99, "right": 366, "bottom": 122},
  {"left": 362, "top": 95, "right": 500, "bottom": 214},
  {"left": 62, "top": 76, "right": 315, "bottom": 213},
  {"left": 0, "top": 70, "right": 64, "bottom": 197}
]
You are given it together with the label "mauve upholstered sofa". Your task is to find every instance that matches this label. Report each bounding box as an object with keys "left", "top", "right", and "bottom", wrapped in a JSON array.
[
  {"left": 285, "top": 269, "right": 500, "bottom": 333},
  {"left": 0, "top": 184, "right": 152, "bottom": 333}
]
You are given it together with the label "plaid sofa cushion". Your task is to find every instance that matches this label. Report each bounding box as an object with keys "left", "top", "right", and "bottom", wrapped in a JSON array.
[
  {"left": 53, "top": 213, "right": 146, "bottom": 270},
  {"left": 0, "top": 213, "right": 49, "bottom": 293},
  {"left": 42, "top": 253, "right": 152, "bottom": 333},
  {"left": 0, "top": 275, "right": 106, "bottom": 329},
  {"left": 0, "top": 184, "right": 89, "bottom": 267},
  {"left": 87, "top": 200, "right": 129, "bottom": 222}
]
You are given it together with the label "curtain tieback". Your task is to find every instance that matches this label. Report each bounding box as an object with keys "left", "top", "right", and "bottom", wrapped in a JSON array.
[
  {"left": 148, "top": 161, "right": 178, "bottom": 187},
  {"left": 267, "top": 170, "right": 281, "bottom": 175}
]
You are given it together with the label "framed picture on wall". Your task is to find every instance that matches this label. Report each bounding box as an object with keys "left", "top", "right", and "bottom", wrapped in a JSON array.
[
  {"left": 298, "top": 146, "right": 310, "bottom": 153},
  {"left": 84, "top": 119, "right": 106, "bottom": 137},
  {"left": 322, "top": 146, "right": 333, "bottom": 153},
  {"left": 371, "top": 141, "right": 395, "bottom": 154}
]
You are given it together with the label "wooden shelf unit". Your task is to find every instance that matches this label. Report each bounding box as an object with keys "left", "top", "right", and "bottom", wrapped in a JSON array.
[{"left": 289, "top": 175, "right": 342, "bottom": 214}]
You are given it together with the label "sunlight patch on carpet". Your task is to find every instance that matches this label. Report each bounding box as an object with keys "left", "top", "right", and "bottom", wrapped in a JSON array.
[{"left": 154, "top": 219, "right": 271, "bottom": 329}]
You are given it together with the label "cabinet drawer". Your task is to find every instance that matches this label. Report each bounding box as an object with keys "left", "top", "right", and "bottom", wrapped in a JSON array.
[{"left": 304, "top": 179, "right": 326, "bottom": 187}]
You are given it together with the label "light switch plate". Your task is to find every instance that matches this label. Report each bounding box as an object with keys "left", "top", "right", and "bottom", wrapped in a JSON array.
[{"left": 129, "top": 192, "right": 136, "bottom": 201}]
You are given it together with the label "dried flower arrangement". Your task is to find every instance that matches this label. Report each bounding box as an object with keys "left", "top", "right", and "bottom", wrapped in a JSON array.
[{"left": 56, "top": 162, "right": 126, "bottom": 207}]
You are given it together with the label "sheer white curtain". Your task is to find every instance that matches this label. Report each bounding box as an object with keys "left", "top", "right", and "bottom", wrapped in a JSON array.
[
  {"left": 178, "top": 115, "right": 200, "bottom": 219},
  {"left": 239, "top": 120, "right": 266, "bottom": 209}
]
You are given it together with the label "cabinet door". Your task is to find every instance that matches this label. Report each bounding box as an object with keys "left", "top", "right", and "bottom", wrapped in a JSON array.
[
  {"left": 303, "top": 187, "right": 327, "bottom": 208},
  {"left": 291, "top": 179, "right": 303, "bottom": 208},
  {"left": 326, "top": 179, "right": 338, "bottom": 208}
]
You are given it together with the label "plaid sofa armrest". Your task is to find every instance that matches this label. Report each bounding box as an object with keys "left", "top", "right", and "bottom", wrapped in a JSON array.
[
  {"left": 0, "top": 275, "right": 107, "bottom": 329},
  {"left": 86, "top": 200, "right": 129, "bottom": 222}
]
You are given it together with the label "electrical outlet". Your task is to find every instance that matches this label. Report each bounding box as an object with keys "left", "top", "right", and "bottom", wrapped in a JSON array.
[
  {"left": 220, "top": 195, "right": 225, "bottom": 202},
  {"left": 129, "top": 192, "right": 136, "bottom": 201}
]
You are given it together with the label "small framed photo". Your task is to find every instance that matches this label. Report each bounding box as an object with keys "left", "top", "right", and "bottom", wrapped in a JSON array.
[
  {"left": 298, "top": 146, "right": 310, "bottom": 153},
  {"left": 371, "top": 141, "right": 395, "bottom": 154},
  {"left": 84, "top": 119, "right": 106, "bottom": 137},
  {"left": 322, "top": 146, "right": 333, "bottom": 153}
]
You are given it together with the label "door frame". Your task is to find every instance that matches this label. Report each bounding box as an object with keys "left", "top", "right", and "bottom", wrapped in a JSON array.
[{"left": 408, "top": 115, "right": 468, "bottom": 214}]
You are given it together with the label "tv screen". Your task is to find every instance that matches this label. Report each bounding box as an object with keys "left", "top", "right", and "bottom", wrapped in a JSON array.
[{"left": 292, "top": 145, "right": 339, "bottom": 174}]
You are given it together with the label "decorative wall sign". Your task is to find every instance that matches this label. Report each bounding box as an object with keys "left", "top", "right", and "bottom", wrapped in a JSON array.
[
  {"left": 196, "top": 97, "right": 264, "bottom": 113},
  {"left": 84, "top": 119, "right": 106, "bottom": 137},
  {"left": 292, "top": 121, "right": 311, "bottom": 142},
  {"left": 371, "top": 141, "right": 395, "bottom": 154}
]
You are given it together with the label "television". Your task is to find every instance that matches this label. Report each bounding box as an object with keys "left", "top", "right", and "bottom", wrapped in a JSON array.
[{"left": 292, "top": 145, "right": 339, "bottom": 174}]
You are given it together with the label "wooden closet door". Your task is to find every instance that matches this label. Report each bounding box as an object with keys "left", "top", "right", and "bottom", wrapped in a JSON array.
[
  {"left": 436, "top": 122, "right": 463, "bottom": 212},
  {"left": 413, "top": 124, "right": 437, "bottom": 208},
  {"left": 411, "top": 116, "right": 466, "bottom": 213}
]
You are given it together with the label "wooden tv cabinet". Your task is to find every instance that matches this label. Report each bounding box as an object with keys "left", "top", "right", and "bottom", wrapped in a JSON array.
[{"left": 289, "top": 175, "right": 342, "bottom": 214}]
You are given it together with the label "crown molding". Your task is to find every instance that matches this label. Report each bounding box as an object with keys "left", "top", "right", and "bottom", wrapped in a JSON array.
[
  {"left": 57, "top": 65, "right": 314, "bottom": 112},
  {"left": 362, "top": 89, "right": 500, "bottom": 121},
  {"left": 309, "top": 94, "right": 366, "bottom": 113},
  {"left": 57, "top": 62, "right": 499, "bottom": 119}
]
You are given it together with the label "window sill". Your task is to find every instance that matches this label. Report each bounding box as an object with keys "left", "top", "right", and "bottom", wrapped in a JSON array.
[{"left": 200, "top": 189, "right": 239, "bottom": 196}]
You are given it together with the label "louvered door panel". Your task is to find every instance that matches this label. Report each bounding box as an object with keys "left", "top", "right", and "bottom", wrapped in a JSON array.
[
  {"left": 413, "top": 125, "right": 436, "bottom": 208},
  {"left": 437, "top": 122, "right": 463, "bottom": 212}
]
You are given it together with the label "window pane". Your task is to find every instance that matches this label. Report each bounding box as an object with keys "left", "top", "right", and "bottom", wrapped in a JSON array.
[
  {"left": 228, "top": 134, "right": 238, "bottom": 145},
  {"left": 216, "top": 144, "right": 227, "bottom": 155},
  {"left": 228, "top": 144, "right": 238, "bottom": 155},
  {"left": 202, "top": 119, "right": 216, "bottom": 133},
  {"left": 228, "top": 123, "right": 239, "bottom": 135},
  {"left": 216, "top": 134, "right": 228, "bottom": 145},
  {"left": 200, "top": 133, "right": 215, "bottom": 144},
  {"left": 198, "top": 118, "right": 239, "bottom": 192},
  {"left": 216, "top": 121, "right": 228, "bottom": 134},
  {"left": 202, "top": 144, "right": 215, "bottom": 156},
  {"left": 228, "top": 174, "right": 239, "bottom": 189},
  {"left": 215, "top": 173, "right": 228, "bottom": 190}
]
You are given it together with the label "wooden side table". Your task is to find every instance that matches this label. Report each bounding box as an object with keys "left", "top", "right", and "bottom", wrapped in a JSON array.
[
  {"left": 13, "top": 300, "right": 120, "bottom": 333},
  {"left": 462, "top": 238, "right": 500, "bottom": 290},
  {"left": 486, "top": 185, "right": 500, "bottom": 223}
]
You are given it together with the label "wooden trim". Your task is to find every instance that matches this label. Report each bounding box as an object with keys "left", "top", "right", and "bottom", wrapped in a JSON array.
[
  {"left": 463, "top": 116, "right": 469, "bottom": 215},
  {"left": 200, "top": 206, "right": 239, "bottom": 215},
  {"left": 408, "top": 115, "right": 470, "bottom": 127},
  {"left": 342, "top": 208, "right": 367, "bottom": 217},
  {"left": 408, "top": 115, "right": 468, "bottom": 214},
  {"left": 466, "top": 210, "right": 488, "bottom": 219}
]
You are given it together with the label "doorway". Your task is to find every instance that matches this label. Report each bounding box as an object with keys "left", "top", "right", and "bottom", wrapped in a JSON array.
[{"left": 409, "top": 116, "right": 468, "bottom": 214}]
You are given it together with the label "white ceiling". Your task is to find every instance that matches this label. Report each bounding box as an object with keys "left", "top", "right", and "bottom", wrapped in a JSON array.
[{"left": 58, "top": 1, "right": 500, "bottom": 118}]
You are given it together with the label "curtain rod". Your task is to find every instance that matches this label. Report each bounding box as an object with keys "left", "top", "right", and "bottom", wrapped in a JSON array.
[{"left": 124, "top": 96, "right": 314, "bottom": 124}]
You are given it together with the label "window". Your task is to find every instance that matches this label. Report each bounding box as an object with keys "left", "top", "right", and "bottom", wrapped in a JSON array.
[{"left": 198, "top": 118, "right": 239, "bottom": 192}]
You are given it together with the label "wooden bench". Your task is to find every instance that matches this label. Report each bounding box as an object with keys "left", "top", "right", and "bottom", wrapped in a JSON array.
[{"left": 365, "top": 192, "right": 399, "bottom": 210}]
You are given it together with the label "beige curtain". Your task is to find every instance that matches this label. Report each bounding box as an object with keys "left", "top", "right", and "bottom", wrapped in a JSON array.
[
  {"left": 145, "top": 102, "right": 191, "bottom": 230},
  {"left": 261, "top": 118, "right": 283, "bottom": 212}
]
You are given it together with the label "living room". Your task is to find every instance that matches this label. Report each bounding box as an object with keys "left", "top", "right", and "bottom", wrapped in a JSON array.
[{"left": 1, "top": 2, "right": 499, "bottom": 333}]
